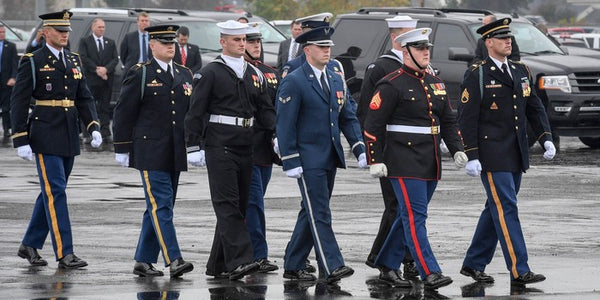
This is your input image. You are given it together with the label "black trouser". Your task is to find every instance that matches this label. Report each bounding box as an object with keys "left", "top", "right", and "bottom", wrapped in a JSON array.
[
  {"left": 205, "top": 145, "right": 255, "bottom": 274},
  {"left": 369, "top": 177, "right": 413, "bottom": 263},
  {"left": 89, "top": 79, "right": 112, "bottom": 136},
  {"left": 0, "top": 84, "right": 12, "bottom": 134}
]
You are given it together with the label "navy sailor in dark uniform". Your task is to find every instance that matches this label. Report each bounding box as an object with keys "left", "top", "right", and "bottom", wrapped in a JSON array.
[
  {"left": 113, "top": 25, "right": 194, "bottom": 278},
  {"left": 11, "top": 10, "right": 102, "bottom": 269},
  {"left": 185, "top": 20, "right": 275, "bottom": 280},
  {"left": 243, "top": 22, "right": 280, "bottom": 273},
  {"left": 276, "top": 26, "right": 367, "bottom": 283},
  {"left": 458, "top": 18, "right": 555, "bottom": 286},
  {"left": 358, "top": 15, "right": 419, "bottom": 280},
  {"left": 364, "top": 28, "right": 467, "bottom": 289}
]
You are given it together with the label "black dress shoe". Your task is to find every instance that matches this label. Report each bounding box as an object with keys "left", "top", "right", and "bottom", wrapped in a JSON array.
[
  {"left": 365, "top": 254, "right": 377, "bottom": 268},
  {"left": 327, "top": 266, "right": 354, "bottom": 283},
  {"left": 403, "top": 260, "right": 419, "bottom": 278},
  {"left": 379, "top": 268, "right": 412, "bottom": 288},
  {"left": 283, "top": 269, "right": 317, "bottom": 281},
  {"left": 511, "top": 271, "right": 546, "bottom": 285},
  {"left": 205, "top": 269, "right": 229, "bottom": 279},
  {"left": 460, "top": 266, "right": 494, "bottom": 283},
  {"left": 423, "top": 273, "right": 453, "bottom": 289},
  {"left": 256, "top": 258, "right": 279, "bottom": 273},
  {"left": 229, "top": 261, "right": 259, "bottom": 280},
  {"left": 17, "top": 244, "right": 48, "bottom": 266},
  {"left": 169, "top": 258, "right": 193, "bottom": 278},
  {"left": 133, "top": 262, "right": 164, "bottom": 277},
  {"left": 304, "top": 259, "right": 316, "bottom": 273},
  {"left": 58, "top": 253, "right": 88, "bottom": 269}
]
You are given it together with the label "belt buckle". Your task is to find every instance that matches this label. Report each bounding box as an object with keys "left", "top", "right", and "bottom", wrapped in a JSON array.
[
  {"left": 242, "top": 118, "right": 251, "bottom": 128},
  {"left": 62, "top": 99, "right": 71, "bottom": 107},
  {"left": 431, "top": 126, "right": 439, "bottom": 134}
]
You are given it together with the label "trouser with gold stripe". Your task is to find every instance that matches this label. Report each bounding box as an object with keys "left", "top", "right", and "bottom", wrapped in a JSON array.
[
  {"left": 22, "top": 154, "right": 74, "bottom": 261},
  {"left": 135, "top": 170, "right": 182, "bottom": 267},
  {"left": 463, "top": 171, "right": 530, "bottom": 279}
]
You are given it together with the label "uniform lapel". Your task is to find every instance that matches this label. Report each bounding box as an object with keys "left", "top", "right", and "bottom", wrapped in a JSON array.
[
  {"left": 488, "top": 61, "right": 512, "bottom": 87},
  {"left": 171, "top": 64, "right": 183, "bottom": 88},
  {"left": 303, "top": 63, "right": 329, "bottom": 102},
  {"left": 151, "top": 59, "right": 172, "bottom": 85}
]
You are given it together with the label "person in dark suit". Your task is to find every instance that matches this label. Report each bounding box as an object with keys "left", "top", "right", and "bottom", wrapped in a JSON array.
[
  {"left": 173, "top": 26, "right": 202, "bottom": 73},
  {"left": 276, "top": 26, "right": 367, "bottom": 283},
  {"left": 120, "top": 12, "right": 151, "bottom": 72},
  {"left": 458, "top": 18, "right": 555, "bottom": 286},
  {"left": 26, "top": 28, "right": 45, "bottom": 53},
  {"left": 364, "top": 28, "right": 467, "bottom": 290},
  {"left": 185, "top": 20, "right": 275, "bottom": 281},
  {"left": 0, "top": 25, "right": 18, "bottom": 138},
  {"left": 276, "top": 20, "right": 302, "bottom": 71},
  {"left": 243, "top": 22, "right": 280, "bottom": 274},
  {"left": 357, "top": 16, "right": 418, "bottom": 284},
  {"left": 78, "top": 18, "right": 119, "bottom": 138},
  {"left": 11, "top": 10, "right": 102, "bottom": 269},
  {"left": 472, "top": 15, "right": 520, "bottom": 64},
  {"left": 113, "top": 24, "right": 194, "bottom": 278}
]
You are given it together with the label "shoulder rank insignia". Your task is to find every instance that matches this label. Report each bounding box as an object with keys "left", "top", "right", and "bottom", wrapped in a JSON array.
[
  {"left": 279, "top": 95, "right": 291, "bottom": 104},
  {"left": 370, "top": 91, "right": 382, "bottom": 110},
  {"left": 461, "top": 88, "right": 469, "bottom": 103},
  {"left": 24, "top": 53, "right": 34, "bottom": 57}
]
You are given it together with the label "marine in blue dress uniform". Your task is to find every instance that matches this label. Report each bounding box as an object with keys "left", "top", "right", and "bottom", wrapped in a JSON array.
[
  {"left": 358, "top": 15, "right": 419, "bottom": 279},
  {"left": 458, "top": 18, "right": 555, "bottom": 286},
  {"left": 364, "top": 28, "right": 467, "bottom": 289},
  {"left": 11, "top": 10, "right": 102, "bottom": 269},
  {"left": 113, "top": 25, "right": 194, "bottom": 278},
  {"left": 276, "top": 26, "right": 367, "bottom": 283},
  {"left": 243, "top": 22, "right": 280, "bottom": 273},
  {"left": 185, "top": 20, "right": 275, "bottom": 281}
]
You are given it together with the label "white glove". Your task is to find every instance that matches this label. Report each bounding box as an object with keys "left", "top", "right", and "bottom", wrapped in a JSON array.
[
  {"left": 453, "top": 151, "right": 468, "bottom": 168},
  {"left": 187, "top": 150, "right": 206, "bottom": 167},
  {"left": 369, "top": 163, "right": 387, "bottom": 178},
  {"left": 17, "top": 145, "right": 34, "bottom": 161},
  {"left": 115, "top": 153, "right": 129, "bottom": 167},
  {"left": 543, "top": 141, "right": 556, "bottom": 160},
  {"left": 439, "top": 139, "right": 449, "bottom": 154},
  {"left": 273, "top": 137, "right": 280, "bottom": 156},
  {"left": 90, "top": 131, "right": 103, "bottom": 148},
  {"left": 285, "top": 166, "right": 303, "bottom": 178},
  {"left": 465, "top": 159, "right": 482, "bottom": 177},
  {"left": 358, "top": 153, "right": 368, "bottom": 169}
]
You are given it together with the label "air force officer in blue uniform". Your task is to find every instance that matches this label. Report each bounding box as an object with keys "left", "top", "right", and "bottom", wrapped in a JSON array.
[
  {"left": 458, "top": 18, "right": 555, "bottom": 286},
  {"left": 276, "top": 26, "right": 367, "bottom": 283}
]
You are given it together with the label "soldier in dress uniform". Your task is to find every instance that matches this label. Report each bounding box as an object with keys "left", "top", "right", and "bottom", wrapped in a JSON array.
[
  {"left": 243, "top": 22, "right": 280, "bottom": 273},
  {"left": 276, "top": 26, "right": 367, "bottom": 283},
  {"left": 112, "top": 25, "right": 194, "bottom": 278},
  {"left": 358, "top": 15, "right": 419, "bottom": 279},
  {"left": 364, "top": 28, "right": 467, "bottom": 289},
  {"left": 458, "top": 17, "right": 555, "bottom": 286},
  {"left": 11, "top": 10, "right": 102, "bottom": 269},
  {"left": 184, "top": 20, "right": 275, "bottom": 281}
]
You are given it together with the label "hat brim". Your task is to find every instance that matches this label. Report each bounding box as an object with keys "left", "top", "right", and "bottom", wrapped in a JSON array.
[
  {"left": 306, "top": 40, "right": 335, "bottom": 47},
  {"left": 405, "top": 40, "right": 433, "bottom": 48},
  {"left": 50, "top": 25, "right": 72, "bottom": 32},
  {"left": 246, "top": 33, "right": 263, "bottom": 40},
  {"left": 490, "top": 32, "right": 513, "bottom": 39},
  {"left": 155, "top": 38, "right": 176, "bottom": 43}
]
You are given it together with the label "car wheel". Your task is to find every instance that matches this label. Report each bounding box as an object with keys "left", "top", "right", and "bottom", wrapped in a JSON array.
[{"left": 578, "top": 137, "right": 600, "bottom": 148}]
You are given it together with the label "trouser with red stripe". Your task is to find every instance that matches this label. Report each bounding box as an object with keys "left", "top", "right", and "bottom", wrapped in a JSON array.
[
  {"left": 463, "top": 171, "right": 530, "bottom": 280},
  {"left": 376, "top": 178, "right": 441, "bottom": 278},
  {"left": 22, "top": 154, "right": 74, "bottom": 261}
]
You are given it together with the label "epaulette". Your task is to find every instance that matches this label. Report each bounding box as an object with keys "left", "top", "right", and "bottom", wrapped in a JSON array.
[
  {"left": 173, "top": 61, "right": 190, "bottom": 70},
  {"left": 509, "top": 59, "right": 524, "bottom": 65},
  {"left": 71, "top": 52, "right": 80, "bottom": 56},
  {"left": 24, "top": 53, "right": 34, "bottom": 57},
  {"left": 131, "top": 63, "right": 144, "bottom": 71},
  {"left": 468, "top": 60, "right": 485, "bottom": 71}
]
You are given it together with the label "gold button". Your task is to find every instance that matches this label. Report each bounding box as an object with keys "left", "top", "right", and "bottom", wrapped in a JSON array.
[
  {"left": 429, "top": 111, "right": 432, "bottom": 115},
  {"left": 154, "top": 92, "right": 157, "bottom": 95},
  {"left": 493, "top": 94, "right": 496, "bottom": 97},
  {"left": 35, "top": 117, "right": 39, "bottom": 120},
  {"left": 171, "top": 101, "right": 175, "bottom": 104},
  {"left": 65, "top": 86, "right": 68, "bottom": 89},
  {"left": 370, "top": 151, "right": 374, "bottom": 154},
  {"left": 429, "top": 102, "right": 433, "bottom": 107},
  {"left": 172, "top": 111, "right": 176, "bottom": 115},
  {"left": 171, "top": 91, "right": 175, "bottom": 94},
  {"left": 65, "top": 108, "right": 68, "bottom": 111},
  {"left": 143, "top": 136, "right": 147, "bottom": 139},
  {"left": 420, "top": 79, "right": 424, "bottom": 83},
  {"left": 424, "top": 87, "right": 429, "bottom": 90},
  {"left": 172, "top": 121, "right": 176, "bottom": 125},
  {"left": 513, "top": 95, "right": 517, "bottom": 99},
  {"left": 331, "top": 123, "right": 334, "bottom": 126},
  {"left": 514, "top": 105, "right": 517, "bottom": 109},
  {"left": 515, "top": 126, "right": 519, "bottom": 130},
  {"left": 63, "top": 75, "right": 67, "bottom": 79},
  {"left": 408, "top": 141, "right": 412, "bottom": 146},
  {"left": 515, "top": 116, "right": 518, "bottom": 120}
]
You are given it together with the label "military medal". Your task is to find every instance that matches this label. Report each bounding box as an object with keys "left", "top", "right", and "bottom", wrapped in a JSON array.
[
  {"left": 183, "top": 82, "right": 192, "bottom": 96},
  {"left": 46, "top": 83, "right": 52, "bottom": 91},
  {"left": 252, "top": 74, "right": 259, "bottom": 87}
]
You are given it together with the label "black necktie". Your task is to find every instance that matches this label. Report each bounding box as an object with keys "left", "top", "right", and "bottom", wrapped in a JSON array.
[
  {"left": 58, "top": 52, "right": 65, "bottom": 67},
  {"left": 142, "top": 34, "right": 147, "bottom": 61},
  {"left": 501, "top": 63, "right": 512, "bottom": 82},
  {"left": 320, "top": 72, "right": 330, "bottom": 98},
  {"left": 97, "top": 38, "right": 103, "bottom": 54},
  {"left": 167, "top": 64, "right": 173, "bottom": 80}
]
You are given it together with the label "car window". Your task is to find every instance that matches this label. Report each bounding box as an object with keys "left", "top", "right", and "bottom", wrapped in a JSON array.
[
  {"left": 332, "top": 18, "right": 389, "bottom": 76},
  {"left": 104, "top": 20, "right": 126, "bottom": 42},
  {"left": 177, "top": 20, "right": 222, "bottom": 53},
  {"left": 255, "top": 20, "right": 286, "bottom": 43},
  {"left": 69, "top": 19, "right": 87, "bottom": 51},
  {"left": 431, "top": 23, "right": 471, "bottom": 60},
  {"left": 468, "top": 22, "right": 564, "bottom": 56}
]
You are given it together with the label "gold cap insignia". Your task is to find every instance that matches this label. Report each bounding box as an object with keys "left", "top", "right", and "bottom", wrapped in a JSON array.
[
  {"left": 167, "top": 26, "right": 173, "bottom": 31},
  {"left": 63, "top": 11, "right": 70, "bottom": 19},
  {"left": 503, "top": 19, "right": 509, "bottom": 25},
  {"left": 422, "top": 29, "right": 428, "bottom": 34}
]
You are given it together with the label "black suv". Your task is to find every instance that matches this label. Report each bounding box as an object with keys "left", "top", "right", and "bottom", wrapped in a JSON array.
[{"left": 332, "top": 7, "right": 600, "bottom": 148}]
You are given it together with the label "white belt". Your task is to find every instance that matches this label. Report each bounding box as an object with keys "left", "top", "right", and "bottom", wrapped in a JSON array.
[
  {"left": 209, "top": 114, "right": 254, "bottom": 128},
  {"left": 386, "top": 124, "right": 440, "bottom": 134}
]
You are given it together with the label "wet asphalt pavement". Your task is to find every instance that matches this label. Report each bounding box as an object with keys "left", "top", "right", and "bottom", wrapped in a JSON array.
[{"left": 0, "top": 137, "right": 599, "bottom": 299}]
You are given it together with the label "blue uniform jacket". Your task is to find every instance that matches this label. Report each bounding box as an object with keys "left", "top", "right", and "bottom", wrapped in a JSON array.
[
  {"left": 276, "top": 61, "right": 365, "bottom": 171},
  {"left": 458, "top": 59, "right": 552, "bottom": 172}
]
